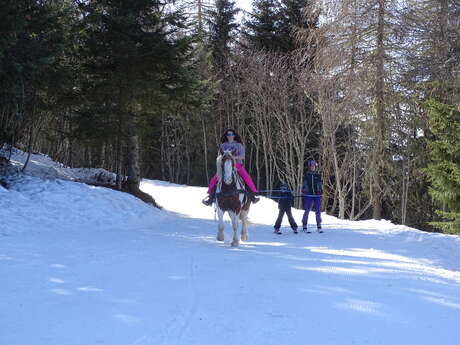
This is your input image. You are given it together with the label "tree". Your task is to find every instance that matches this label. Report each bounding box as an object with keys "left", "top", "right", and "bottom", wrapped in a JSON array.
[
  {"left": 184, "top": 0, "right": 214, "bottom": 36},
  {"left": 425, "top": 99, "right": 460, "bottom": 233},
  {"left": 401, "top": 0, "right": 460, "bottom": 101},
  {"left": 207, "top": 0, "right": 240, "bottom": 74},
  {"left": 219, "top": 51, "right": 320, "bottom": 196},
  {"left": 77, "top": 0, "right": 193, "bottom": 205},
  {"left": 244, "top": 0, "right": 318, "bottom": 53},
  {"left": 279, "top": 0, "right": 318, "bottom": 52},
  {"left": 244, "top": 0, "right": 283, "bottom": 51},
  {"left": 307, "top": 0, "right": 404, "bottom": 220},
  {"left": 0, "top": 0, "right": 75, "bottom": 159},
  {"left": 397, "top": 0, "right": 460, "bottom": 228}
]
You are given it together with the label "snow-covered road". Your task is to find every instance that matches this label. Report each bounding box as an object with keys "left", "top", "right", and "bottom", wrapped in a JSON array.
[{"left": 1, "top": 175, "right": 460, "bottom": 345}]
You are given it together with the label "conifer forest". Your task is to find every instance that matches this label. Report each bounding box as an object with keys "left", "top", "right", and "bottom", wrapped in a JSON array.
[{"left": 1, "top": 0, "right": 459, "bottom": 233}]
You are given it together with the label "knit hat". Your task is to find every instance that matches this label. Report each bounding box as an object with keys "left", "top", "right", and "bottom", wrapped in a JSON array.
[
  {"left": 308, "top": 159, "right": 318, "bottom": 167},
  {"left": 280, "top": 183, "right": 289, "bottom": 191}
]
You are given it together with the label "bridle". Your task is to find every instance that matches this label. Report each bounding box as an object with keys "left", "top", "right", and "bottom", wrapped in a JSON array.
[
  {"left": 222, "top": 152, "right": 235, "bottom": 185},
  {"left": 217, "top": 151, "right": 246, "bottom": 197}
]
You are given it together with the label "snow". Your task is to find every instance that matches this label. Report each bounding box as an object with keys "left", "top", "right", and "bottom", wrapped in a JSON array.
[
  {"left": 1, "top": 146, "right": 116, "bottom": 185},
  {"left": 1, "top": 153, "right": 460, "bottom": 345}
]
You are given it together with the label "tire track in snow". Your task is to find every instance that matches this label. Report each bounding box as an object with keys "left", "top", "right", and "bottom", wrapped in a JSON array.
[
  {"left": 161, "top": 257, "right": 199, "bottom": 345},
  {"left": 176, "top": 257, "right": 199, "bottom": 343}
]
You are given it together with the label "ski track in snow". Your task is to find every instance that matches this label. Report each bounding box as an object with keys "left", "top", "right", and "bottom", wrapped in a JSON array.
[{"left": 1, "top": 160, "right": 460, "bottom": 345}]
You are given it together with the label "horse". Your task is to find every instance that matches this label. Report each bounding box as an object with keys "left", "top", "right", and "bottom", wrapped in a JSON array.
[{"left": 215, "top": 150, "right": 251, "bottom": 247}]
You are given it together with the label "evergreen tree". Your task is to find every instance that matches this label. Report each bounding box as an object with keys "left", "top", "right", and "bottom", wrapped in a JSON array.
[
  {"left": 244, "top": 0, "right": 317, "bottom": 53},
  {"left": 0, "top": 0, "right": 75, "bottom": 151},
  {"left": 207, "top": 0, "right": 240, "bottom": 73},
  {"left": 77, "top": 0, "right": 193, "bottom": 204},
  {"left": 184, "top": 0, "right": 214, "bottom": 36},
  {"left": 425, "top": 98, "right": 460, "bottom": 233},
  {"left": 278, "top": 0, "right": 317, "bottom": 52},
  {"left": 244, "top": 0, "right": 283, "bottom": 51}
]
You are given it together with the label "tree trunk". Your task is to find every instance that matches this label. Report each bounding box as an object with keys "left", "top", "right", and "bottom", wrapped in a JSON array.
[
  {"left": 22, "top": 126, "right": 34, "bottom": 173},
  {"left": 126, "top": 111, "right": 140, "bottom": 188},
  {"left": 350, "top": 154, "right": 357, "bottom": 220},
  {"left": 202, "top": 118, "right": 209, "bottom": 183},
  {"left": 124, "top": 110, "right": 160, "bottom": 208},
  {"left": 372, "top": 0, "right": 386, "bottom": 220}
]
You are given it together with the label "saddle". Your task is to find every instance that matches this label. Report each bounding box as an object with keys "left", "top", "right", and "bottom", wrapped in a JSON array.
[{"left": 216, "top": 169, "right": 248, "bottom": 201}]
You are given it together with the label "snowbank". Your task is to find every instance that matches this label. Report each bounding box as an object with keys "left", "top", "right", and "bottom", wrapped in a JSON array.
[
  {"left": 0, "top": 175, "right": 161, "bottom": 235},
  {"left": 1, "top": 146, "right": 116, "bottom": 185}
]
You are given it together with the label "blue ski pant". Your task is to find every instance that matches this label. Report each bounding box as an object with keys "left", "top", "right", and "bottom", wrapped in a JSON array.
[{"left": 302, "top": 196, "right": 322, "bottom": 227}]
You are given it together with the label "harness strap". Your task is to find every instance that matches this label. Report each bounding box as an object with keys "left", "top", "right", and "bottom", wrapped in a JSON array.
[
  {"left": 216, "top": 159, "right": 248, "bottom": 200},
  {"left": 216, "top": 189, "right": 247, "bottom": 197}
]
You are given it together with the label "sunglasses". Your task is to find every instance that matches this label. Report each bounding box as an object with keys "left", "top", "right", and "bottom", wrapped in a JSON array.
[{"left": 226, "top": 132, "right": 235, "bottom": 137}]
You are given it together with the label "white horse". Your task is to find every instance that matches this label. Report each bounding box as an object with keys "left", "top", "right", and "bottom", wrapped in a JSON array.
[{"left": 215, "top": 150, "right": 251, "bottom": 247}]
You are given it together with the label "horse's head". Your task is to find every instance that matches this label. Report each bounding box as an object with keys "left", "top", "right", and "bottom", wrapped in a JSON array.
[{"left": 217, "top": 149, "right": 236, "bottom": 185}]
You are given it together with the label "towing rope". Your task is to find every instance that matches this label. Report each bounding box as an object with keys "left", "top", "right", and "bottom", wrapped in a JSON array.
[{"left": 257, "top": 190, "right": 321, "bottom": 199}]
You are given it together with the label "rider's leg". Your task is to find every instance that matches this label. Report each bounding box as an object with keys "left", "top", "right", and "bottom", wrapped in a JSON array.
[
  {"left": 203, "top": 175, "right": 218, "bottom": 206},
  {"left": 235, "top": 163, "right": 259, "bottom": 203},
  {"left": 235, "top": 164, "right": 257, "bottom": 193},
  {"left": 208, "top": 175, "right": 218, "bottom": 194}
]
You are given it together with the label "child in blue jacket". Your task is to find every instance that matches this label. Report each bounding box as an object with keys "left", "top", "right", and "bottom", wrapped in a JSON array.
[{"left": 274, "top": 183, "right": 298, "bottom": 234}]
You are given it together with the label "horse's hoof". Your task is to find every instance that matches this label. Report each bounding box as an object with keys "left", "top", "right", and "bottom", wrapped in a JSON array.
[
  {"left": 217, "top": 237, "right": 224, "bottom": 242},
  {"left": 241, "top": 235, "right": 248, "bottom": 241},
  {"left": 231, "top": 241, "right": 239, "bottom": 247},
  {"left": 217, "top": 233, "right": 224, "bottom": 241}
]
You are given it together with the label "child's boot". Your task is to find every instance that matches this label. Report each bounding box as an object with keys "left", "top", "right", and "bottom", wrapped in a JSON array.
[{"left": 249, "top": 192, "right": 260, "bottom": 204}]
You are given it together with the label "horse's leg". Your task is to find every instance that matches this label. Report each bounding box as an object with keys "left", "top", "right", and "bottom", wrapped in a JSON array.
[
  {"left": 230, "top": 212, "right": 240, "bottom": 247},
  {"left": 240, "top": 210, "right": 249, "bottom": 242},
  {"left": 217, "top": 208, "right": 225, "bottom": 242}
]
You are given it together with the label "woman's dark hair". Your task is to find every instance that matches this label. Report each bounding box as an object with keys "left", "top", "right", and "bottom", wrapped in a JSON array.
[{"left": 220, "top": 128, "right": 242, "bottom": 143}]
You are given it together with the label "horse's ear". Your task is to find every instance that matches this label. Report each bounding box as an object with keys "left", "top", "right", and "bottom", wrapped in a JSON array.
[{"left": 219, "top": 148, "right": 224, "bottom": 155}]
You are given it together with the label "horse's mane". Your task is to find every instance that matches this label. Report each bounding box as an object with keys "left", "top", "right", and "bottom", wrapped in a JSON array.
[
  {"left": 216, "top": 154, "right": 223, "bottom": 182},
  {"left": 216, "top": 150, "right": 235, "bottom": 183}
]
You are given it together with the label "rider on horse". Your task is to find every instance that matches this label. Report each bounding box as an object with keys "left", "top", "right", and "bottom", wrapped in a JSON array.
[{"left": 202, "top": 128, "right": 260, "bottom": 206}]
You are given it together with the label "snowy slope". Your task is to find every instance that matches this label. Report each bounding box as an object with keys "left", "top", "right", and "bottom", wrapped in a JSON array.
[
  {"left": 1, "top": 159, "right": 460, "bottom": 345},
  {"left": 1, "top": 146, "right": 116, "bottom": 185}
]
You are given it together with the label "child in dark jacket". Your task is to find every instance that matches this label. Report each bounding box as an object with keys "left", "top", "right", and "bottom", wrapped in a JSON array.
[
  {"left": 274, "top": 183, "right": 298, "bottom": 234},
  {"left": 302, "top": 159, "right": 323, "bottom": 233}
]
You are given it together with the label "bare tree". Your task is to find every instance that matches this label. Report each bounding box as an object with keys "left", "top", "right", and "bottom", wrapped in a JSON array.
[
  {"left": 300, "top": 0, "right": 403, "bottom": 219},
  {"left": 221, "top": 51, "right": 319, "bottom": 199}
]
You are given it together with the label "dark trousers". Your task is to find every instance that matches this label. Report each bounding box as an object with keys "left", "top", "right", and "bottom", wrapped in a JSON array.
[
  {"left": 302, "top": 196, "right": 322, "bottom": 227},
  {"left": 274, "top": 207, "right": 298, "bottom": 230}
]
